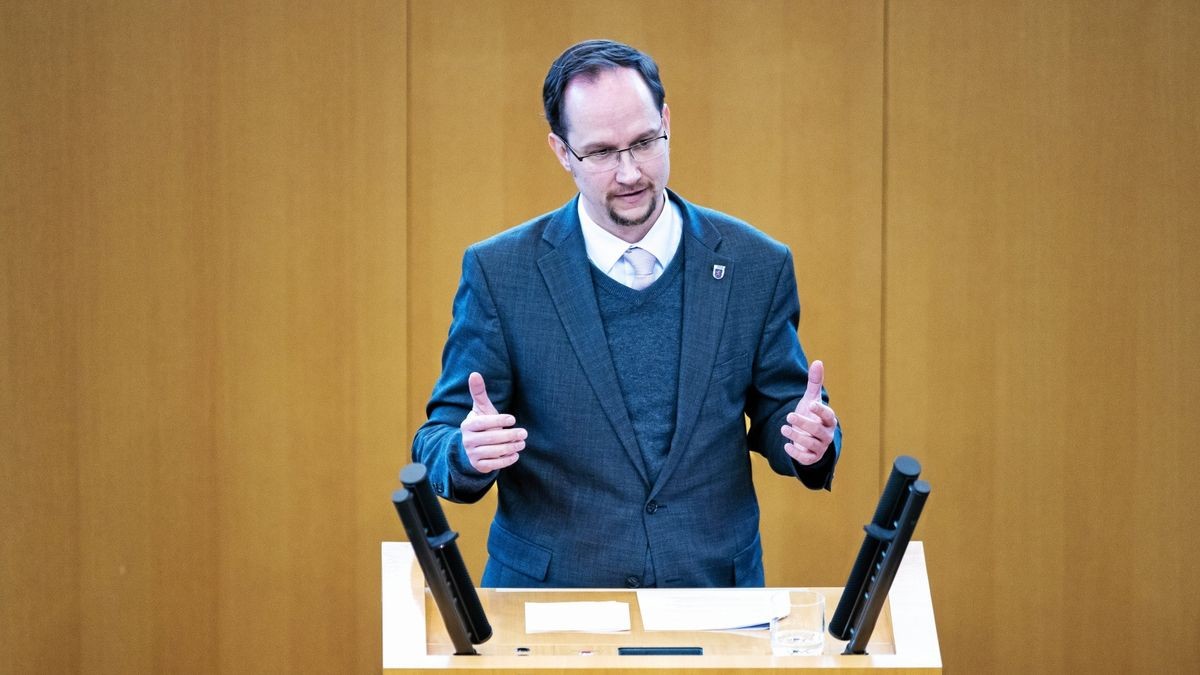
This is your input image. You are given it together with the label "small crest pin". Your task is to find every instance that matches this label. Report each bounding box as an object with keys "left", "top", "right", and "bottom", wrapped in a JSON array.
[{"left": 712, "top": 264, "right": 726, "bottom": 280}]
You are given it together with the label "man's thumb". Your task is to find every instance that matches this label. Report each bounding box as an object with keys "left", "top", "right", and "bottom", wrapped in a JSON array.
[
  {"left": 802, "top": 360, "right": 825, "bottom": 401},
  {"left": 468, "top": 371, "right": 498, "bottom": 415}
]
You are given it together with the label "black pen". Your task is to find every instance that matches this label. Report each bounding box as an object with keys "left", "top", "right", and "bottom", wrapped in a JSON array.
[{"left": 617, "top": 646, "right": 704, "bottom": 656}]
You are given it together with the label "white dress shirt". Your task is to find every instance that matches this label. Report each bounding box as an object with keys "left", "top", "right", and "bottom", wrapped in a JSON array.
[{"left": 577, "top": 195, "right": 682, "bottom": 289}]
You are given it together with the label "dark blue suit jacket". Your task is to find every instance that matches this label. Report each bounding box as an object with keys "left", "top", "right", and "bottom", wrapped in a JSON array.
[{"left": 412, "top": 190, "right": 841, "bottom": 588}]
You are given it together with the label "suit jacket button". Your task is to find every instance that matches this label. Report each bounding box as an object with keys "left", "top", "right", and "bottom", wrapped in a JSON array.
[
  {"left": 625, "top": 576, "right": 642, "bottom": 588},
  {"left": 645, "top": 501, "right": 659, "bottom": 514}
]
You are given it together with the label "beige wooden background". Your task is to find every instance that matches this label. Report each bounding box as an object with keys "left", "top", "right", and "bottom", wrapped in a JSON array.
[{"left": 2, "top": 1, "right": 1197, "bottom": 673}]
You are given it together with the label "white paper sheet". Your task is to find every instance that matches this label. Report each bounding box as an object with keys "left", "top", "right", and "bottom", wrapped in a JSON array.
[
  {"left": 524, "top": 601, "right": 631, "bottom": 633},
  {"left": 381, "top": 542, "right": 426, "bottom": 667},
  {"left": 636, "top": 589, "right": 790, "bottom": 631}
]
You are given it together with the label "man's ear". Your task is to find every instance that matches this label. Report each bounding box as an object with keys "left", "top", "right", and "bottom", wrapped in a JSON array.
[
  {"left": 661, "top": 102, "right": 671, "bottom": 137},
  {"left": 547, "top": 133, "right": 573, "bottom": 173}
]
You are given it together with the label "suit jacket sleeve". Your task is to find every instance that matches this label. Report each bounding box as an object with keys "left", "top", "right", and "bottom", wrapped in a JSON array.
[
  {"left": 411, "top": 247, "right": 513, "bottom": 503},
  {"left": 744, "top": 248, "right": 842, "bottom": 490}
]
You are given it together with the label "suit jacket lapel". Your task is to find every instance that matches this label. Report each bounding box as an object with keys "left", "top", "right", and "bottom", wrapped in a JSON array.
[
  {"left": 653, "top": 195, "right": 731, "bottom": 497},
  {"left": 537, "top": 199, "right": 651, "bottom": 488}
]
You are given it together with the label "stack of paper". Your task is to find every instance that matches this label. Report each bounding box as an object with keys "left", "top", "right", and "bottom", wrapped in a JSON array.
[
  {"left": 636, "top": 589, "right": 790, "bottom": 631},
  {"left": 524, "top": 601, "right": 631, "bottom": 633}
]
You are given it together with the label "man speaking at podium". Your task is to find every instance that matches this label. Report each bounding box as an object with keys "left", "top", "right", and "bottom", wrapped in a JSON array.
[{"left": 412, "top": 40, "right": 841, "bottom": 589}]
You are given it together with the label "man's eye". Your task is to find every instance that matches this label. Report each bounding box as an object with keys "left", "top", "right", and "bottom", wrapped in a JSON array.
[
  {"left": 589, "top": 149, "right": 614, "bottom": 160},
  {"left": 633, "top": 138, "right": 655, "bottom": 149}
]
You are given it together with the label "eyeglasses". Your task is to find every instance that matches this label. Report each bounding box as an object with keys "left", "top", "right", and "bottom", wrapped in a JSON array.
[{"left": 558, "top": 131, "right": 669, "bottom": 173}]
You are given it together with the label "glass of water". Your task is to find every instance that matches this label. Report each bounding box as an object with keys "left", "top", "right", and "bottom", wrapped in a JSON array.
[{"left": 770, "top": 590, "right": 825, "bottom": 656}]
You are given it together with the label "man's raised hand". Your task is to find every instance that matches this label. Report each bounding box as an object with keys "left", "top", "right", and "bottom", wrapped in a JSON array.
[
  {"left": 780, "top": 360, "right": 838, "bottom": 465},
  {"left": 460, "top": 372, "right": 527, "bottom": 473}
]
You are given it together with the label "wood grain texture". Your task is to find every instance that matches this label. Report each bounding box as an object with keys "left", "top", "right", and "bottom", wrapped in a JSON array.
[
  {"left": 5, "top": 1, "right": 1198, "bottom": 673},
  {"left": 2, "top": 1, "right": 406, "bottom": 672},
  {"left": 886, "top": 1, "right": 1200, "bottom": 671}
]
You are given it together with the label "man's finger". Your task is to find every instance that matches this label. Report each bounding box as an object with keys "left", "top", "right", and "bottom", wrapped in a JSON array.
[
  {"left": 468, "top": 371, "right": 498, "bottom": 415},
  {"left": 473, "top": 452, "right": 521, "bottom": 473},
  {"left": 464, "top": 427, "right": 527, "bottom": 448},
  {"left": 785, "top": 414, "right": 823, "bottom": 438},
  {"left": 808, "top": 401, "right": 837, "bottom": 427},
  {"left": 785, "top": 442, "right": 823, "bottom": 465},
  {"left": 801, "top": 360, "right": 825, "bottom": 401},
  {"left": 466, "top": 438, "right": 526, "bottom": 459},
  {"left": 461, "top": 413, "right": 517, "bottom": 433}
]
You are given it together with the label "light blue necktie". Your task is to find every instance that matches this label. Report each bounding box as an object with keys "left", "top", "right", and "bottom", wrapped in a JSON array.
[{"left": 623, "top": 247, "right": 658, "bottom": 290}]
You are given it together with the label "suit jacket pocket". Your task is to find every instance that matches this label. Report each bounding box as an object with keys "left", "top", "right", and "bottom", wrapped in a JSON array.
[
  {"left": 732, "top": 531, "right": 765, "bottom": 587},
  {"left": 711, "top": 351, "right": 748, "bottom": 384},
  {"left": 487, "top": 519, "right": 553, "bottom": 582}
]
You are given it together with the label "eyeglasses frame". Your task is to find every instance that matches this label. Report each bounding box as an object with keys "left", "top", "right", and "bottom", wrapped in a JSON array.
[{"left": 556, "top": 128, "right": 670, "bottom": 172}]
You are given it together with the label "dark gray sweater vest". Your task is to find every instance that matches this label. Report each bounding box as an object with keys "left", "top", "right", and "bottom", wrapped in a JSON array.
[{"left": 590, "top": 253, "right": 684, "bottom": 486}]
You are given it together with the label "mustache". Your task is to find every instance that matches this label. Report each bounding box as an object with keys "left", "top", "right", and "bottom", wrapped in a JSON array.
[{"left": 608, "top": 184, "right": 654, "bottom": 199}]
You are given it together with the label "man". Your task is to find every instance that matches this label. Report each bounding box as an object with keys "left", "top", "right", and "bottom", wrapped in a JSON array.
[{"left": 412, "top": 40, "right": 841, "bottom": 588}]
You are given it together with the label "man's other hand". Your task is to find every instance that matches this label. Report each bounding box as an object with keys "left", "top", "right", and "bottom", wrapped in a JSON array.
[
  {"left": 460, "top": 371, "right": 527, "bottom": 473},
  {"left": 781, "top": 360, "right": 838, "bottom": 465}
]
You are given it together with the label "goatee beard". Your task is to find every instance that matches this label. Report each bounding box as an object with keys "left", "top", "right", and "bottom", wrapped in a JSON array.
[{"left": 607, "top": 191, "right": 660, "bottom": 228}]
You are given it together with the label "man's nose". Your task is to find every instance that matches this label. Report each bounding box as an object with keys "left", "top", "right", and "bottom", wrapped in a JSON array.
[{"left": 614, "top": 149, "right": 642, "bottom": 183}]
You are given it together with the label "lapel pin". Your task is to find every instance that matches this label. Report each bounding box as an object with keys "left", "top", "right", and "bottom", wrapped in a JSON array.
[{"left": 712, "top": 264, "right": 726, "bottom": 280}]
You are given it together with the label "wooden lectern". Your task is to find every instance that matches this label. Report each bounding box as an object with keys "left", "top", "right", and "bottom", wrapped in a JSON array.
[{"left": 381, "top": 542, "right": 940, "bottom": 673}]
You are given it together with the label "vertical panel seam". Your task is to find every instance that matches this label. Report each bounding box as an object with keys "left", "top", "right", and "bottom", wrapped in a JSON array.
[
  {"left": 404, "top": 0, "right": 413, "bottom": 439},
  {"left": 879, "top": 0, "right": 890, "bottom": 487}
]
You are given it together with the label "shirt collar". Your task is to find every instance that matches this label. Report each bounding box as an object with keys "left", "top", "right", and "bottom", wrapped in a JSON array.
[{"left": 577, "top": 194, "right": 682, "bottom": 274}]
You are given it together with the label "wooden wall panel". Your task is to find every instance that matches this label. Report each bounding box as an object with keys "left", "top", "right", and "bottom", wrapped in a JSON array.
[
  {"left": 1, "top": 1, "right": 407, "bottom": 672},
  {"left": 886, "top": 1, "right": 1200, "bottom": 672},
  {"left": 6, "top": 1, "right": 1196, "bottom": 673},
  {"left": 408, "top": 0, "right": 884, "bottom": 588},
  {"left": 1, "top": 4, "right": 83, "bottom": 670}
]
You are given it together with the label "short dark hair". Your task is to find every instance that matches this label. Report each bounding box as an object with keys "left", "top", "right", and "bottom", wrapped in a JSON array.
[{"left": 542, "top": 39, "right": 666, "bottom": 142}]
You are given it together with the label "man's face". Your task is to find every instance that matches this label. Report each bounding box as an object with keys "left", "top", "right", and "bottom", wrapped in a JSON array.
[{"left": 548, "top": 67, "right": 671, "bottom": 242}]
